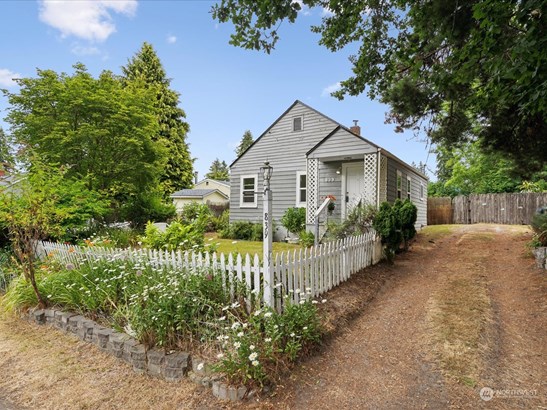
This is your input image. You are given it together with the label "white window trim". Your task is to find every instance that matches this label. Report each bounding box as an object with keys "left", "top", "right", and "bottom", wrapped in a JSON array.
[
  {"left": 293, "top": 115, "right": 304, "bottom": 132},
  {"left": 420, "top": 182, "right": 425, "bottom": 201},
  {"left": 396, "top": 170, "right": 402, "bottom": 199},
  {"left": 407, "top": 176, "right": 412, "bottom": 200},
  {"left": 296, "top": 171, "right": 307, "bottom": 207},
  {"left": 240, "top": 174, "right": 258, "bottom": 208}
]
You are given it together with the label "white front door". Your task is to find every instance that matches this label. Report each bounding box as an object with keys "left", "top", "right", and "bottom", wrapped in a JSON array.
[{"left": 342, "top": 163, "right": 364, "bottom": 218}]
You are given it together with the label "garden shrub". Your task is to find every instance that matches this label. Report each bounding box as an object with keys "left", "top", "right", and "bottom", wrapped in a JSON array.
[
  {"left": 211, "top": 209, "right": 229, "bottom": 233},
  {"left": 372, "top": 199, "right": 418, "bottom": 262},
  {"left": 120, "top": 191, "right": 177, "bottom": 228},
  {"left": 177, "top": 202, "right": 214, "bottom": 232},
  {"left": 531, "top": 211, "right": 547, "bottom": 246},
  {"left": 141, "top": 221, "right": 206, "bottom": 252},
  {"left": 326, "top": 202, "right": 376, "bottom": 240},
  {"left": 221, "top": 221, "right": 263, "bottom": 241},
  {"left": 299, "top": 230, "right": 315, "bottom": 248},
  {"left": 281, "top": 207, "right": 306, "bottom": 237},
  {"left": 213, "top": 297, "right": 322, "bottom": 387}
]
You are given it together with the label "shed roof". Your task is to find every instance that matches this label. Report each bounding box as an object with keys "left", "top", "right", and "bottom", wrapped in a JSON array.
[{"left": 170, "top": 189, "right": 229, "bottom": 199}]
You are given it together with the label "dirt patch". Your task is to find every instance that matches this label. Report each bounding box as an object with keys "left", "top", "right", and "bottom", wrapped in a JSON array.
[{"left": 0, "top": 224, "right": 544, "bottom": 409}]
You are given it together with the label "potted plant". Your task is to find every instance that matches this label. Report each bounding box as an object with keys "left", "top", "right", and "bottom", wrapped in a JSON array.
[
  {"left": 281, "top": 207, "right": 306, "bottom": 242},
  {"left": 327, "top": 195, "right": 336, "bottom": 215}
]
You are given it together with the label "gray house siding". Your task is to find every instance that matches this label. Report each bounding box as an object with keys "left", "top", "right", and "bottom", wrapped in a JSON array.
[
  {"left": 308, "top": 128, "right": 376, "bottom": 159},
  {"left": 230, "top": 102, "right": 338, "bottom": 239},
  {"left": 386, "top": 157, "right": 428, "bottom": 228}
]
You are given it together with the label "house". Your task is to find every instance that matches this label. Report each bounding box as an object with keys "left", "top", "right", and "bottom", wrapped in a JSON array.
[
  {"left": 170, "top": 178, "right": 230, "bottom": 213},
  {"left": 229, "top": 100, "right": 428, "bottom": 241}
]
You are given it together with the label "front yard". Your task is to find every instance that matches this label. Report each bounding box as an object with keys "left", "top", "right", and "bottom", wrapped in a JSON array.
[{"left": 204, "top": 232, "right": 300, "bottom": 257}]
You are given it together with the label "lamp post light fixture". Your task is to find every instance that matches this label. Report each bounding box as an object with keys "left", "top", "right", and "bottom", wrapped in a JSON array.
[{"left": 261, "top": 161, "right": 274, "bottom": 307}]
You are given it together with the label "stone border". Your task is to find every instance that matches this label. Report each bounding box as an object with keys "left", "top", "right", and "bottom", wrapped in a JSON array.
[{"left": 29, "top": 308, "right": 255, "bottom": 402}]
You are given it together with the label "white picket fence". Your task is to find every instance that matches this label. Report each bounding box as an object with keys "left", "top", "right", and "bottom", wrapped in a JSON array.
[{"left": 37, "top": 231, "right": 382, "bottom": 312}]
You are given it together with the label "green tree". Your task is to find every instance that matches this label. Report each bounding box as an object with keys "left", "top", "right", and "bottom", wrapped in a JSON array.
[
  {"left": 212, "top": 0, "right": 547, "bottom": 175},
  {"left": 0, "top": 161, "right": 107, "bottom": 307},
  {"left": 3, "top": 64, "right": 165, "bottom": 219},
  {"left": 205, "top": 158, "right": 229, "bottom": 181},
  {"left": 235, "top": 129, "right": 254, "bottom": 157},
  {"left": 0, "top": 128, "right": 13, "bottom": 168},
  {"left": 122, "top": 42, "right": 194, "bottom": 194},
  {"left": 428, "top": 141, "right": 522, "bottom": 197}
]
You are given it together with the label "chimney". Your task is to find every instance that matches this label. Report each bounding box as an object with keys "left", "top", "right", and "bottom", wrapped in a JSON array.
[
  {"left": 194, "top": 171, "right": 198, "bottom": 185},
  {"left": 350, "top": 120, "right": 361, "bottom": 136}
]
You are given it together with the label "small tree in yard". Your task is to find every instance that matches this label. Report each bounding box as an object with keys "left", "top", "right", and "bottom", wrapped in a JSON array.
[
  {"left": 281, "top": 207, "right": 306, "bottom": 238},
  {"left": 0, "top": 162, "right": 107, "bottom": 307}
]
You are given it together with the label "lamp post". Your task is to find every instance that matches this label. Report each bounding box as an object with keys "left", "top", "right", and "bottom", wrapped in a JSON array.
[{"left": 261, "top": 161, "right": 274, "bottom": 307}]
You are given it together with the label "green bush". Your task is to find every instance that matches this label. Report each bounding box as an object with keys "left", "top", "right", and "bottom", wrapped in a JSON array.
[
  {"left": 177, "top": 202, "right": 214, "bottom": 232},
  {"left": 211, "top": 209, "right": 230, "bottom": 233},
  {"left": 213, "top": 298, "right": 322, "bottom": 387},
  {"left": 120, "top": 192, "right": 177, "bottom": 228},
  {"left": 221, "top": 221, "right": 263, "bottom": 241},
  {"left": 372, "top": 199, "right": 418, "bottom": 262},
  {"left": 281, "top": 207, "right": 306, "bottom": 236},
  {"left": 326, "top": 202, "right": 377, "bottom": 240},
  {"left": 0, "top": 248, "right": 16, "bottom": 292},
  {"left": 141, "top": 221, "right": 206, "bottom": 252},
  {"left": 299, "top": 230, "right": 315, "bottom": 248},
  {"left": 531, "top": 211, "right": 547, "bottom": 246}
]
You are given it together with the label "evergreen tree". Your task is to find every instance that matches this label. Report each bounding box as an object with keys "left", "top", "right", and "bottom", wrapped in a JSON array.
[
  {"left": 205, "top": 158, "right": 229, "bottom": 181},
  {"left": 122, "top": 42, "right": 194, "bottom": 194},
  {"left": 235, "top": 129, "right": 254, "bottom": 157},
  {"left": 0, "top": 128, "right": 13, "bottom": 168}
]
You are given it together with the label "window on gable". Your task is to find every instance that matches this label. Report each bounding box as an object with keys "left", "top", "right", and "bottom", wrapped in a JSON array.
[
  {"left": 240, "top": 175, "right": 257, "bottom": 208},
  {"left": 293, "top": 116, "right": 303, "bottom": 132},
  {"left": 296, "top": 172, "right": 307, "bottom": 206},
  {"left": 407, "top": 176, "right": 411, "bottom": 200},
  {"left": 397, "top": 170, "right": 402, "bottom": 199}
]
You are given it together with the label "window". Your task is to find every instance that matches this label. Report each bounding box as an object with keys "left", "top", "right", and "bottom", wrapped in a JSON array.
[
  {"left": 293, "top": 116, "right": 303, "bottom": 132},
  {"left": 407, "top": 176, "right": 411, "bottom": 200},
  {"left": 420, "top": 183, "right": 424, "bottom": 200},
  {"left": 396, "top": 170, "right": 402, "bottom": 199},
  {"left": 240, "top": 175, "right": 257, "bottom": 208},
  {"left": 296, "top": 172, "right": 307, "bottom": 206}
]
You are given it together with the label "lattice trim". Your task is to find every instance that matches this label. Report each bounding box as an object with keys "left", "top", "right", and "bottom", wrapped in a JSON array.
[
  {"left": 363, "top": 153, "right": 377, "bottom": 206},
  {"left": 306, "top": 159, "right": 319, "bottom": 224}
]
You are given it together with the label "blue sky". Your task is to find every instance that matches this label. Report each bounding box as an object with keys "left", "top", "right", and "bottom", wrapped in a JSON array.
[{"left": 0, "top": 0, "right": 435, "bottom": 180}]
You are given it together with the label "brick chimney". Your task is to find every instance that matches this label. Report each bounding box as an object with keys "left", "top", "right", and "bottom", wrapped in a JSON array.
[{"left": 350, "top": 120, "right": 361, "bottom": 136}]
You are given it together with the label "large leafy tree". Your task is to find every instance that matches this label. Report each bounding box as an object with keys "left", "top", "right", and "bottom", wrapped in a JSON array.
[
  {"left": 0, "top": 161, "right": 108, "bottom": 307},
  {"left": 428, "top": 141, "right": 521, "bottom": 197},
  {"left": 122, "top": 42, "right": 194, "bottom": 194},
  {"left": 212, "top": 0, "right": 547, "bottom": 174},
  {"left": 2, "top": 64, "right": 165, "bottom": 218},
  {"left": 205, "top": 158, "right": 230, "bottom": 181},
  {"left": 235, "top": 129, "right": 254, "bottom": 158}
]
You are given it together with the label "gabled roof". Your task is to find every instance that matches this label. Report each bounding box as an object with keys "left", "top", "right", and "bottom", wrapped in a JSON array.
[
  {"left": 230, "top": 99, "right": 340, "bottom": 168},
  {"left": 195, "top": 178, "right": 230, "bottom": 187},
  {"left": 230, "top": 99, "right": 428, "bottom": 180},
  {"left": 170, "top": 188, "right": 229, "bottom": 199}
]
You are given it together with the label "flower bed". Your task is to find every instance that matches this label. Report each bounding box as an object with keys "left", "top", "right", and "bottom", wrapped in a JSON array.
[{"left": 3, "top": 255, "right": 323, "bottom": 388}]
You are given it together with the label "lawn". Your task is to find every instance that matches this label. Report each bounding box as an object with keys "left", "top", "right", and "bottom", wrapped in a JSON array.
[{"left": 204, "top": 232, "right": 300, "bottom": 257}]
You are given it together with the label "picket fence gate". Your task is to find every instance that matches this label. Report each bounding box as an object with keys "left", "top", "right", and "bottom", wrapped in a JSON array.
[{"left": 37, "top": 231, "right": 382, "bottom": 312}]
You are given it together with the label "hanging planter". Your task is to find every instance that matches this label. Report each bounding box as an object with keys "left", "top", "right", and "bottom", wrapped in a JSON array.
[{"left": 327, "top": 195, "right": 336, "bottom": 215}]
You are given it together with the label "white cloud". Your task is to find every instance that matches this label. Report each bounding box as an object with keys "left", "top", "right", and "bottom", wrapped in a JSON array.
[
  {"left": 167, "top": 35, "right": 177, "bottom": 44},
  {"left": 322, "top": 82, "right": 341, "bottom": 97},
  {"left": 38, "top": 0, "right": 137, "bottom": 42},
  {"left": 70, "top": 44, "right": 101, "bottom": 55},
  {"left": 0, "top": 68, "right": 21, "bottom": 88}
]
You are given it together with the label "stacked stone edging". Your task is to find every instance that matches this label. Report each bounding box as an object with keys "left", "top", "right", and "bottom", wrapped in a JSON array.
[{"left": 28, "top": 308, "right": 254, "bottom": 402}]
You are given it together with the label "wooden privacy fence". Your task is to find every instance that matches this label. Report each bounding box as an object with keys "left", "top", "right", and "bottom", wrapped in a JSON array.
[
  {"left": 428, "top": 192, "right": 547, "bottom": 225},
  {"left": 37, "top": 231, "right": 382, "bottom": 312}
]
